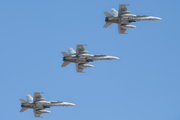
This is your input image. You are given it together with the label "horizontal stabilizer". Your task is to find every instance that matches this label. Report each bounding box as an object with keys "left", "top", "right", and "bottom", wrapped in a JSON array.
[
  {"left": 103, "top": 22, "right": 113, "bottom": 28},
  {"left": 19, "top": 99, "right": 28, "bottom": 103},
  {"left": 61, "top": 52, "right": 71, "bottom": 57},
  {"left": 20, "top": 107, "right": 28, "bottom": 112},
  {"left": 104, "top": 12, "right": 114, "bottom": 17},
  {"left": 61, "top": 61, "right": 71, "bottom": 67}
]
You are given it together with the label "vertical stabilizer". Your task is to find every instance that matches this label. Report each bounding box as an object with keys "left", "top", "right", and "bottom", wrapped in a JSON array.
[
  {"left": 110, "top": 8, "right": 118, "bottom": 17},
  {"left": 68, "top": 48, "right": 76, "bottom": 56},
  {"left": 26, "top": 94, "right": 33, "bottom": 103}
]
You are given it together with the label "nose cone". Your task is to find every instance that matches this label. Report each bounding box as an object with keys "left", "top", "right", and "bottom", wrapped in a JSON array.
[
  {"left": 158, "top": 17, "right": 162, "bottom": 20},
  {"left": 64, "top": 102, "right": 75, "bottom": 106},
  {"left": 151, "top": 16, "right": 162, "bottom": 20},
  {"left": 155, "top": 17, "right": 162, "bottom": 20},
  {"left": 69, "top": 103, "right": 75, "bottom": 106},
  {"left": 114, "top": 57, "right": 119, "bottom": 60},
  {"left": 111, "top": 57, "right": 119, "bottom": 60}
]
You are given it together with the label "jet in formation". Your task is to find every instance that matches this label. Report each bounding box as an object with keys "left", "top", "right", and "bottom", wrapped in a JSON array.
[
  {"left": 61, "top": 45, "right": 119, "bottom": 73},
  {"left": 20, "top": 92, "right": 75, "bottom": 118},
  {"left": 103, "top": 4, "right": 162, "bottom": 34}
]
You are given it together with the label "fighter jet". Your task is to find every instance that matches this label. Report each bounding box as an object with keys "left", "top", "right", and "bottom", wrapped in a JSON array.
[
  {"left": 103, "top": 4, "right": 162, "bottom": 34},
  {"left": 61, "top": 44, "right": 119, "bottom": 73},
  {"left": 19, "top": 92, "right": 75, "bottom": 118}
]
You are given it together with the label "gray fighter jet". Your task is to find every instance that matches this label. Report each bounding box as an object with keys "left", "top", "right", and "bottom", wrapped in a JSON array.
[
  {"left": 20, "top": 92, "right": 75, "bottom": 118},
  {"left": 61, "top": 45, "right": 119, "bottom": 73},
  {"left": 104, "top": 4, "right": 162, "bottom": 34}
]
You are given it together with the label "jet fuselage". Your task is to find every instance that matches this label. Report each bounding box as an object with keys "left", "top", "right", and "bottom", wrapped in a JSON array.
[
  {"left": 63, "top": 55, "right": 119, "bottom": 63},
  {"left": 105, "top": 16, "right": 161, "bottom": 23},
  {"left": 21, "top": 101, "right": 75, "bottom": 109}
]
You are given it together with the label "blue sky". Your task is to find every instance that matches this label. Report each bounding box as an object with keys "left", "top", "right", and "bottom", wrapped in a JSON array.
[{"left": 0, "top": 0, "right": 180, "bottom": 120}]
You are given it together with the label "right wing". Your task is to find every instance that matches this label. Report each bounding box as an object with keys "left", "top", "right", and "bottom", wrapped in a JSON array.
[
  {"left": 33, "top": 92, "right": 45, "bottom": 103},
  {"left": 76, "top": 45, "right": 88, "bottom": 56},
  {"left": 118, "top": 4, "right": 130, "bottom": 16}
]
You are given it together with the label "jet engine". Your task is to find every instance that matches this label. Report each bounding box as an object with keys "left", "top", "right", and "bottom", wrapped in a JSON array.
[
  {"left": 105, "top": 17, "right": 108, "bottom": 22},
  {"left": 121, "top": 25, "right": 136, "bottom": 29},
  {"left": 79, "top": 64, "right": 94, "bottom": 68}
]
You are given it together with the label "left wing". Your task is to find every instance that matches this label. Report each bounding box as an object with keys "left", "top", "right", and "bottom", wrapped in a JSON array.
[
  {"left": 118, "top": 4, "right": 130, "bottom": 16},
  {"left": 76, "top": 45, "right": 88, "bottom": 56},
  {"left": 33, "top": 92, "right": 45, "bottom": 103}
]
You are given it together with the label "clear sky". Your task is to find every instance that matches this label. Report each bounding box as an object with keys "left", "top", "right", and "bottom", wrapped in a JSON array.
[{"left": 0, "top": 0, "right": 180, "bottom": 120}]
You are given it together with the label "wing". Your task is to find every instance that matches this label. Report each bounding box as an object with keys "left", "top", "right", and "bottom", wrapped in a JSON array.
[
  {"left": 118, "top": 24, "right": 128, "bottom": 34},
  {"left": 76, "top": 45, "right": 88, "bottom": 56},
  {"left": 118, "top": 4, "right": 130, "bottom": 16},
  {"left": 33, "top": 92, "right": 45, "bottom": 103},
  {"left": 33, "top": 109, "right": 42, "bottom": 118},
  {"left": 76, "top": 63, "right": 88, "bottom": 73}
]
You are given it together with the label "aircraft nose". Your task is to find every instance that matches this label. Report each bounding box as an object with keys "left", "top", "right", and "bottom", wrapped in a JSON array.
[
  {"left": 158, "top": 18, "right": 162, "bottom": 20},
  {"left": 156, "top": 17, "right": 162, "bottom": 20},
  {"left": 113, "top": 57, "right": 119, "bottom": 60},
  {"left": 69, "top": 103, "right": 75, "bottom": 106}
]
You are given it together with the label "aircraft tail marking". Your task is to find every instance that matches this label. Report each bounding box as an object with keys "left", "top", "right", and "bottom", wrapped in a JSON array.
[
  {"left": 103, "top": 22, "right": 113, "bottom": 28},
  {"left": 61, "top": 52, "right": 71, "bottom": 57},
  {"left": 104, "top": 12, "right": 114, "bottom": 17}
]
